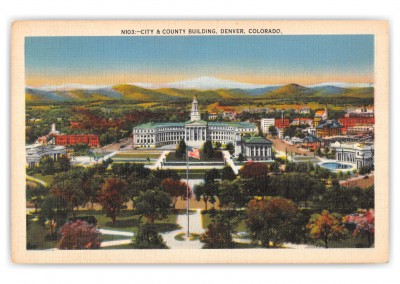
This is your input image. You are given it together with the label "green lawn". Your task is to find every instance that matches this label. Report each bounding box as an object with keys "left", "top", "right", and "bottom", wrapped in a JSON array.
[
  {"left": 113, "top": 153, "right": 161, "bottom": 159},
  {"left": 75, "top": 209, "right": 179, "bottom": 234},
  {"left": 201, "top": 212, "right": 247, "bottom": 232},
  {"left": 32, "top": 173, "right": 55, "bottom": 185}
]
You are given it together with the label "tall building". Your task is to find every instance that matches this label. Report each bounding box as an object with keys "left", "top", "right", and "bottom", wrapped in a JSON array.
[
  {"left": 260, "top": 118, "right": 275, "bottom": 134},
  {"left": 132, "top": 97, "right": 258, "bottom": 148}
]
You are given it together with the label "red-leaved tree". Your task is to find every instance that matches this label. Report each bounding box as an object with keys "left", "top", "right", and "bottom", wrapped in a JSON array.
[
  {"left": 239, "top": 161, "right": 268, "bottom": 179},
  {"left": 344, "top": 209, "right": 375, "bottom": 247},
  {"left": 98, "top": 178, "right": 127, "bottom": 224},
  {"left": 58, "top": 220, "right": 101, "bottom": 250},
  {"left": 161, "top": 178, "right": 191, "bottom": 209}
]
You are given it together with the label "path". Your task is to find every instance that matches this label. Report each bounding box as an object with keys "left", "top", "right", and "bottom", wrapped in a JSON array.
[
  {"left": 161, "top": 209, "right": 205, "bottom": 249},
  {"left": 152, "top": 150, "right": 170, "bottom": 170},
  {"left": 222, "top": 150, "right": 239, "bottom": 174},
  {"left": 26, "top": 175, "right": 48, "bottom": 186}
]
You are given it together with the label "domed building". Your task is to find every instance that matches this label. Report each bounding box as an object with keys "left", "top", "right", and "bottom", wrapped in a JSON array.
[{"left": 132, "top": 96, "right": 258, "bottom": 149}]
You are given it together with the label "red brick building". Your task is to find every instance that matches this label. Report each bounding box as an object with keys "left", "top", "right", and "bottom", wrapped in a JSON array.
[
  {"left": 338, "top": 117, "right": 375, "bottom": 133},
  {"left": 55, "top": 134, "right": 100, "bottom": 147},
  {"left": 274, "top": 118, "right": 290, "bottom": 128}
]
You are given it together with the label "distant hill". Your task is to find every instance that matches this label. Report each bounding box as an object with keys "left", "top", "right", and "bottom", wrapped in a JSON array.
[{"left": 25, "top": 82, "right": 374, "bottom": 103}]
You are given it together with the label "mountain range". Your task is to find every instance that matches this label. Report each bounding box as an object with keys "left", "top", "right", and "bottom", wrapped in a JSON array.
[{"left": 26, "top": 77, "right": 374, "bottom": 103}]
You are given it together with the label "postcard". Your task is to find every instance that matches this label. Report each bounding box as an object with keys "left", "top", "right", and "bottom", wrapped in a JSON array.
[{"left": 11, "top": 20, "right": 389, "bottom": 263}]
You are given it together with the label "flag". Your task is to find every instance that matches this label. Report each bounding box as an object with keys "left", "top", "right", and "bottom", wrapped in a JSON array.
[{"left": 187, "top": 146, "right": 200, "bottom": 159}]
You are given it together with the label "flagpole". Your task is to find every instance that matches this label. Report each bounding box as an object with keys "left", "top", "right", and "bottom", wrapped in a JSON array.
[{"left": 186, "top": 147, "right": 190, "bottom": 237}]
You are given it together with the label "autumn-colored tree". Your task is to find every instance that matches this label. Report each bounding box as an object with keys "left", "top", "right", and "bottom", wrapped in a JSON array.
[
  {"left": 307, "top": 210, "right": 348, "bottom": 248},
  {"left": 246, "top": 197, "right": 300, "bottom": 247},
  {"left": 135, "top": 189, "right": 171, "bottom": 223},
  {"left": 58, "top": 220, "right": 101, "bottom": 250},
  {"left": 345, "top": 209, "right": 375, "bottom": 247},
  {"left": 239, "top": 161, "right": 268, "bottom": 179},
  {"left": 98, "top": 178, "right": 127, "bottom": 224},
  {"left": 200, "top": 215, "right": 234, "bottom": 249},
  {"left": 161, "top": 178, "right": 191, "bottom": 210}
]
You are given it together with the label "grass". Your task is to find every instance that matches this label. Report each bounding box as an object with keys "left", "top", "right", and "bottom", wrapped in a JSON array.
[
  {"left": 101, "top": 235, "right": 132, "bottom": 242},
  {"left": 201, "top": 212, "right": 247, "bottom": 232},
  {"left": 26, "top": 219, "right": 58, "bottom": 250},
  {"left": 113, "top": 153, "right": 161, "bottom": 159},
  {"left": 101, "top": 244, "right": 134, "bottom": 250},
  {"left": 327, "top": 235, "right": 373, "bottom": 248},
  {"left": 32, "top": 173, "right": 55, "bottom": 185},
  {"left": 174, "top": 232, "right": 186, "bottom": 241},
  {"left": 75, "top": 209, "right": 179, "bottom": 234}
]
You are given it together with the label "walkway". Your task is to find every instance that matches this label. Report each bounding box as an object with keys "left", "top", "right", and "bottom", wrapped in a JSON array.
[
  {"left": 152, "top": 150, "right": 170, "bottom": 170},
  {"left": 26, "top": 175, "right": 48, "bottom": 187},
  {"left": 222, "top": 150, "right": 239, "bottom": 174},
  {"left": 161, "top": 209, "right": 205, "bottom": 249}
]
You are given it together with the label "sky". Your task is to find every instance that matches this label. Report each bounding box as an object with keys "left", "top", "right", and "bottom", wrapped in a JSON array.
[{"left": 25, "top": 35, "right": 374, "bottom": 87}]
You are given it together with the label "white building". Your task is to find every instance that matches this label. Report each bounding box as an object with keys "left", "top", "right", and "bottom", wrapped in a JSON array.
[
  {"left": 26, "top": 144, "right": 67, "bottom": 168},
  {"left": 133, "top": 97, "right": 258, "bottom": 148},
  {"left": 261, "top": 118, "right": 275, "bottom": 134},
  {"left": 330, "top": 141, "right": 374, "bottom": 169}
]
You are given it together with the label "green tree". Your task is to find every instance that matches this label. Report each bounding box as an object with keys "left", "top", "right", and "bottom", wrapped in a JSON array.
[
  {"left": 98, "top": 178, "right": 127, "bottom": 224},
  {"left": 225, "top": 142, "right": 235, "bottom": 154},
  {"left": 51, "top": 168, "right": 93, "bottom": 218},
  {"left": 194, "top": 182, "right": 219, "bottom": 211},
  {"left": 175, "top": 139, "right": 187, "bottom": 159},
  {"left": 38, "top": 155, "right": 54, "bottom": 175},
  {"left": 268, "top": 125, "right": 278, "bottom": 136},
  {"left": 221, "top": 166, "right": 236, "bottom": 181},
  {"left": 202, "top": 140, "right": 214, "bottom": 159},
  {"left": 135, "top": 189, "right": 171, "bottom": 223},
  {"left": 204, "top": 168, "right": 220, "bottom": 184},
  {"left": 55, "top": 155, "right": 71, "bottom": 172},
  {"left": 307, "top": 210, "right": 348, "bottom": 248},
  {"left": 132, "top": 223, "right": 167, "bottom": 249},
  {"left": 26, "top": 184, "right": 48, "bottom": 213},
  {"left": 39, "top": 195, "right": 68, "bottom": 236},
  {"left": 237, "top": 153, "right": 246, "bottom": 162},
  {"left": 218, "top": 180, "right": 250, "bottom": 209}
]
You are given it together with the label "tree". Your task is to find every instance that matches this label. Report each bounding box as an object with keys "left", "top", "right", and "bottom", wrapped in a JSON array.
[
  {"left": 58, "top": 220, "right": 101, "bottom": 250},
  {"left": 26, "top": 184, "right": 48, "bottom": 213},
  {"left": 204, "top": 168, "right": 220, "bottom": 184},
  {"left": 218, "top": 180, "right": 250, "bottom": 210},
  {"left": 268, "top": 125, "right": 278, "bottom": 136},
  {"left": 98, "top": 178, "right": 127, "bottom": 224},
  {"left": 237, "top": 153, "right": 246, "bottom": 162},
  {"left": 200, "top": 214, "right": 234, "bottom": 248},
  {"left": 307, "top": 210, "right": 348, "bottom": 248},
  {"left": 153, "top": 169, "right": 180, "bottom": 182},
  {"left": 194, "top": 182, "right": 219, "bottom": 211},
  {"left": 346, "top": 209, "right": 375, "bottom": 247},
  {"left": 246, "top": 197, "right": 300, "bottom": 248},
  {"left": 51, "top": 168, "right": 93, "bottom": 218},
  {"left": 38, "top": 155, "right": 54, "bottom": 175},
  {"left": 135, "top": 189, "right": 171, "bottom": 223},
  {"left": 39, "top": 195, "right": 68, "bottom": 236},
  {"left": 269, "top": 162, "right": 281, "bottom": 173},
  {"left": 221, "top": 166, "right": 236, "bottom": 181},
  {"left": 55, "top": 155, "right": 71, "bottom": 172},
  {"left": 225, "top": 142, "right": 235, "bottom": 154},
  {"left": 175, "top": 139, "right": 187, "bottom": 159},
  {"left": 132, "top": 223, "right": 167, "bottom": 249},
  {"left": 239, "top": 161, "right": 268, "bottom": 179},
  {"left": 161, "top": 178, "right": 191, "bottom": 210},
  {"left": 202, "top": 140, "right": 214, "bottom": 159}
]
